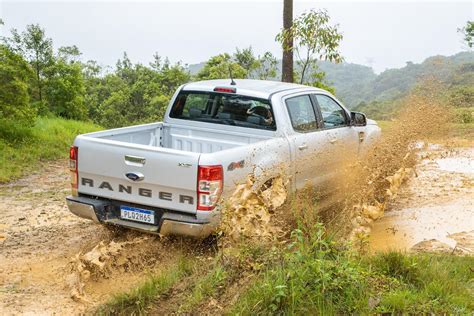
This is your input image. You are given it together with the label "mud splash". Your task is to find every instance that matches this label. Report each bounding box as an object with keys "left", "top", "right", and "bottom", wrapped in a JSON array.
[
  {"left": 219, "top": 79, "right": 455, "bottom": 250},
  {"left": 219, "top": 176, "right": 288, "bottom": 243},
  {"left": 67, "top": 235, "right": 151, "bottom": 302},
  {"left": 337, "top": 81, "right": 453, "bottom": 247},
  {"left": 349, "top": 164, "right": 414, "bottom": 242}
]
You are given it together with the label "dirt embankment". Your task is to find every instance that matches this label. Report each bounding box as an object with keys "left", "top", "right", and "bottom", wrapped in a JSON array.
[{"left": 0, "top": 160, "right": 193, "bottom": 315}]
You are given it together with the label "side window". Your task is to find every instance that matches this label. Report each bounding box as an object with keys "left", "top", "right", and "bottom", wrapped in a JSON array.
[
  {"left": 315, "top": 95, "right": 348, "bottom": 128},
  {"left": 286, "top": 95, "right": 318, "bottom": 132}
]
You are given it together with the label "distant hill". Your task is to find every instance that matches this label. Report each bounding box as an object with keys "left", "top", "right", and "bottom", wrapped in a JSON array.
[
  {"left": 186, "top": 52, "right": 474, "bottom": 109},
  {"left": 349, "top": 52, "right": 474, "bottom": 108}
]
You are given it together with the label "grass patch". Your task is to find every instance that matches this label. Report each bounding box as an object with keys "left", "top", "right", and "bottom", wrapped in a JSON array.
[
  {"left": 96, "top": 256, "right": 194, "bottom": 315},
  {"left": 448, "top": 122, "right": 474, "bottom": 140},
  {"left": 178, "top": 262, "right": 228, "bottom": 313},
  {"left": 231, "top": 225, "right": 474, "bottom": 314},
  {"left": 376, "top": 120, "right": 395, "bottom": 132},
  {"left": 0, "top": 116, "right": 101, "bottom": 182}
]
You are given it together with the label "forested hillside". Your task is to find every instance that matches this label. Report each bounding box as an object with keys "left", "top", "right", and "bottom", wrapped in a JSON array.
[
  {"left": 188, "top": 52, "right": 474, "bottom": 110},
  {"left": 1, "top": 22, "right": 472, "bottom": 145}
]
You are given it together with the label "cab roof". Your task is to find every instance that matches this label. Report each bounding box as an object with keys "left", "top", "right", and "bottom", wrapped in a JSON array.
[{"left": 182, "top": 79, "right": 324, "bottom": 99}]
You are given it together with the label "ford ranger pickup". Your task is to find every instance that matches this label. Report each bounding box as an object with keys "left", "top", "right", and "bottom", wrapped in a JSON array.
[{"left": 66, "top": 79, "right": 381, "bottom": 237}]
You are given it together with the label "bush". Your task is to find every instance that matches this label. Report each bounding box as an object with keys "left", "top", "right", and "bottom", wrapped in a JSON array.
[
  {"left": 45, "top": 60, "right": 88, "bottom": 120},
  {"left": 0, "top": 119, "right": 33, "bottom": 144},
  {"left": 456, "top": 108, "right": 473, "bottom": 123},
  {"left": 369, "top": 252, "right": 420, "bottom": 286},
  {"left": 234, "top": 224, "right": 370, "bottom": 314},
  {"left": 0, "top": 45, "right": 36, "bottom": 126}
]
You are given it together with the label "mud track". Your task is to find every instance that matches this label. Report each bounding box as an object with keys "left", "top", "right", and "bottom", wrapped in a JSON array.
[
  {"left": 0, "top": 160, "right": 197, "bottom": 315},
  {"left": 1, "top": 144, "right": 472, "bottom": 314},
  {"left": 370, "top": 145, "right": 474, "bottom": 253}
]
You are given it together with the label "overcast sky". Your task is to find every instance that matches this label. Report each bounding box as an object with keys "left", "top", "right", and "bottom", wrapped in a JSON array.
[{"left": 1, "top": 0, "right": 472, "bottom": 73}]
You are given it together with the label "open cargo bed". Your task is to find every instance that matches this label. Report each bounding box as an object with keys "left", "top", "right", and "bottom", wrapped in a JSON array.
[{"left": 90, "top": 122, "right": 272, "bottom": 154}]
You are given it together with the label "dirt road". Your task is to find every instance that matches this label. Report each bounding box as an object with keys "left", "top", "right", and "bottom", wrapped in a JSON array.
[
  {"left": 0, "top": 160, "right": 189, "bottom": 315},
  {"left": 1, "top": 144, "right": 472, "bottom": 314},
  {"left": 370, "top": 145, "right": 474, "bottom": 253}
]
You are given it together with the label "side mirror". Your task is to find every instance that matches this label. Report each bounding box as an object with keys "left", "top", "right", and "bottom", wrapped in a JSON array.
[{"left": 351, "top": 111, "right": 367, "bottom": 126}]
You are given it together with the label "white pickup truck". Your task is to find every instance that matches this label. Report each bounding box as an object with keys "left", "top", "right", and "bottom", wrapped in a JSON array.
[{"left": 66, "top": 79, "right": 380, "bottom": 237}]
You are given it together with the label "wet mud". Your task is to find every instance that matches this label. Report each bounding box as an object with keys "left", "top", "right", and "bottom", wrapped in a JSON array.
[
  {"left": 0, "top": 160, "right": 187, "bottom": 314},
  {"left": 370, "top": 146, "right": 474, "bottom": 254}
]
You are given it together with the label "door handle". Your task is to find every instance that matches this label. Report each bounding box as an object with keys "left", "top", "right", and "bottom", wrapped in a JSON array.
[
  {"left": 329, "top": 138, "right": 338, "bottom": 144},
  {"left": 359, "top": 131, "right": 365, "bottom": 143},
  {"left": 298, "top": 144, "right": 308, "bottom": 151}
]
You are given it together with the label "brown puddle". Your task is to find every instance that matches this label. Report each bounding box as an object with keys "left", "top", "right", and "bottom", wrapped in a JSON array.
[{"left": 370, "top": 145, "right": 474, "bottom": 253}]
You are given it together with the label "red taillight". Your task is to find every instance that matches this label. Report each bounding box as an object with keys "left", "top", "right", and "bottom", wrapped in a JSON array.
[
  {"left": 70, "top": 146, "right": 78, "bottom": 196},
  {"left": 197, "top": 165, "right": 223, "bottom": 211},
  {"left": 213, "top": 87, "right": 236, "bottom": 93},
  {"left": 69, "top": 146, "right": 77, "bottom": 160}
]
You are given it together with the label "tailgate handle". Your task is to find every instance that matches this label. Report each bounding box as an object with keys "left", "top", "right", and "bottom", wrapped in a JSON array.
[{"left": 125, "top": 155, "right": 146, "bottom": 166}]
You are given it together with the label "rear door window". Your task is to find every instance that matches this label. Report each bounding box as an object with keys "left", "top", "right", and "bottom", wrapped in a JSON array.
[
  {"left": 286, "top": 95, "right": 318, "bottom": 132},
  {"left": 170, "top": 91, "right": 276, "bottom": 131}
]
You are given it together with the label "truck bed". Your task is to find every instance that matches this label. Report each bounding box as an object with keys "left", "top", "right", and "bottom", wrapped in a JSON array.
[{"left": 90, "top": 122, "right": 272, "bottom": 153}]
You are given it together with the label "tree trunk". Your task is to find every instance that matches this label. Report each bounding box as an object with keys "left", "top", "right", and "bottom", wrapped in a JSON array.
[
  {"left": 37, "top": 66, "right": 42, "bottom": 103},
  {"left": 35, "top": 51, "right": 43, "bottom": 103},
  {"left": 282, "top": 0, "right": 293, "bottom": 83}
]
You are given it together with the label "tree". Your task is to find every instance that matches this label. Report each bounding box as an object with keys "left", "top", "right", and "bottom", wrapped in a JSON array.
[
  {"left": 0, "top": 45, "right": 36, "bottom": 126},
  {"left": 255, "top": 51, "right": 278, "bottom": 80},
  {"left": 281, "top": 0, "right": 293, "bottom": 83},
  {"left": 58, "top": 45, "right": 81, "bottom": 63},
  {"left": 277, "top": 9, "right": 343, "bottom": 84},
  {"left": 157, "top": 60, "right": 191, "bottom": 96},
  {"left": 45, "top": 52, "right": 87, "bottom": 120},
  {"left": 93, "top": 53, "right": 190, "bottom": 128},
  {"left": 150, "top": 52, "right": 163, "bottom": 71},
  {"left": 195, "top": 53, "right": 247, "bottom": 80},
  {"left": 458, "top": 21, "right": 473, "bottom": 49},
  {"left": 5, "top": 24, "right": 54, "bottom": 104},
  {"left": 234, "top": 47, "right": 260, "bottom": 78}
]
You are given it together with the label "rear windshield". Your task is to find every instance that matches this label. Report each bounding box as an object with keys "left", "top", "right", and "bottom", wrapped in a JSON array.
[{"left": 169, "top": 91, "right": 276, "bottom": 131}]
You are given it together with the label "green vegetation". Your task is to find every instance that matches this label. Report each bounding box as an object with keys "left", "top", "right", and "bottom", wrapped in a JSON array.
[
  {"left": 0, "top": 45, "right": 35, "bottom": 126},
  {"left": 188, "top": 52, "right": 474, "bottom": 110},
  {"left": 178, "top": 264, "right": 228, "bottom": 313},
  {"left": 458, "top": 20, "right": 473, "bottom": 49},
  {"left": 97, "top": 256, "right": 194, "bottom": 315},
  {"left": 96, "top": 224, "right": 474, "bottom": 314},
  {"left": 232, "top": 226, "right": 474, "bottom": 314},
  {"left": 0, "top": 117, "right": 100, "bottom": 182},
  {"left": 1, "top": 23, "right": 471, "bottom": 183},
  {"left": 276, "top": 8, "right": 343, "bottom": 87}
]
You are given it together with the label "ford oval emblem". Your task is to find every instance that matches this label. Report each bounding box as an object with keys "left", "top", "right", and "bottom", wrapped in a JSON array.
[{"left": 125, "top": 172, "right": 144, "bottom": 182}]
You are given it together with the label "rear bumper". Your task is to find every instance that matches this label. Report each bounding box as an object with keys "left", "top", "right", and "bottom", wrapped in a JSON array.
[{"left": 65, "top": 195, "right": 218, "bottom": 238}]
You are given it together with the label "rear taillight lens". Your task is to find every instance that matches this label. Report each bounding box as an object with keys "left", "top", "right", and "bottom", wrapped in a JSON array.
[
  {"left": 197, "top": 165, "right": 223, "bottom": 211},
  {"left": 70, "top": 146, "right": 78, "bottom": 196}
]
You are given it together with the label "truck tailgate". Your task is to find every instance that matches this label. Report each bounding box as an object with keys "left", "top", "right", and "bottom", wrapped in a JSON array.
[{"left": 75, "top": 137, "right": 200, "bottom": 214}]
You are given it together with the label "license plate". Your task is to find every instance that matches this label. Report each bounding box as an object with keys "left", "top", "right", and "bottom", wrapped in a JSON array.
[{"left": 120, "top": 206, "right": 155, "bottom": 224}]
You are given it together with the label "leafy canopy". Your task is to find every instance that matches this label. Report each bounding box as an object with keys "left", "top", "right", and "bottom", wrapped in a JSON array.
[
  {"left": 458, "top": 21, "right": 473, "bottom": 49},
  {"left": 0, "top": 45, "right": 36, "bottom": 126},
  {"left": 196, "top": 53, "right": 247, "bottom": 80},
  {"left": 276, "top": 9, "right": 343, "bottom": 85}
]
